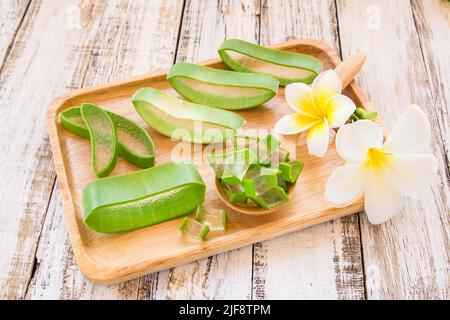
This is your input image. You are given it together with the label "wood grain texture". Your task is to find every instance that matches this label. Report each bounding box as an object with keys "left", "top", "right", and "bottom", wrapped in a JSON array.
[
  {"left": 25, "top": 0, "right": 185, "bottom": 299},
  {"left": 0, "top": 0, "right": 110, "bottom": 300},
  {"left": 252, "top": 0, "right": 364, "bottom": 300},
  {"left": 138, "top": 0, "right": 260, "bottom": 300},
  {"left": 0, "top": 0, "right": 31, "bottom": 69},
  {"left": 336, "top": 0, "right": 449, "bottom": 299}
]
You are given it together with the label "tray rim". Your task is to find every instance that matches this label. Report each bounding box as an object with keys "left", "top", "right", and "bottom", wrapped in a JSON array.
[{"left": 46, "top": 38, "right": 372, "bottom": 284}]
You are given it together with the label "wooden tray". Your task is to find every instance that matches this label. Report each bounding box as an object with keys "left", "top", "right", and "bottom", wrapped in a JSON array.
[{"left": 47, "top": 39, "right": 372, "bottom": 284}]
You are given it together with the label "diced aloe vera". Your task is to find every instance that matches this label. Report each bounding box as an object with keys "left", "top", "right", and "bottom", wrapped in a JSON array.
[
  {"left": 195, "top": 206, "right": 228, "bottom": 231},
  {"left": 179, "top": 217, "right": 210, "bottom": 241},
  {"left": 222, "top": 182, "right": 246, "bottom": 203},
  {"left": 208, "top": 148, "right": 257, "bottom": 185},
  {"left": 242, "top": 167, "right": 278, "bottom": 198},
  {"left": 253, "top": 186, "right": 290, "bottom": 210},
  {"left": 279, "top": 160, "right": 304, "bottom": 183},
  {"left": 231, "top": 133, "right": 281, "bottom": 166}
]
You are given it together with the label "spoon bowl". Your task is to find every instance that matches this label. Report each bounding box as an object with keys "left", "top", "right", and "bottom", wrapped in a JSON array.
[{"left": 214, "top": 52, "right": 367, "bottom": 215}]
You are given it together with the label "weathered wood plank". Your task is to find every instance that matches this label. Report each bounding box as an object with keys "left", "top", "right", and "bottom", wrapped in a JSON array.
[
  {"left": 0, "top": 0, "right": 31, "bottom": 69},
  {"left": 252, "top": 0, "right": 365, "bottom": 300},
  {"left": 0, "top": 0, "right": 111, "bottom": 300},
  {"left": 137, "top": 0, "right": 260, "bottom": 300},
  {"left": 336, "top": 0, "right": 449, "bottom": 299},
  {"left": 24, "top": 0, "right": 185, "bottom": 299}
]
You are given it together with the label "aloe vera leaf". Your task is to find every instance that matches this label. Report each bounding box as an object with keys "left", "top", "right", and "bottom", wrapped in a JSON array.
[
  {"left": 279, "top": 160, "right": 304, "bottom": 183},
  {"left": 80, "top": 103, "right": 118, "bottom": 177},
  {"left": 168, "top": 62, "right": 279, "bottom": 110},
  {"left": 242, "top": 167, "right": 278, "bottom": 198},
  {"left": 231, "top": 133, "right": 281, "bottom": 165},
  {"left": 218, "top": 39, "right": 323, "bottom": 86},
  {"left": 83, "top": 162, "right": 205, "bottom": 233},
  {"left": 132, "top": 88, "right": 245, "bottom": 144},
  {"left": 60, "top": 106, "right": 155, "bottom": 168}
]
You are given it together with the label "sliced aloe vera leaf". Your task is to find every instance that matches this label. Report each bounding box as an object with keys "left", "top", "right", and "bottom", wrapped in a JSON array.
[
  {"left": 80, "top": 103, "right": 118, "bottom": 177},
  {"left": 218, "top": 39, "right": 323, "bottom": 86},
  {"left": 61, "top": 106, "right": 155, "bottom": 168},
  {"left": 195, "top": 206, "right": 228, "bottom": 231},
  {"left": 132, "top": 88, "right": 245, "bottom": 144},
  {"left": 83, "top": 162, "right": 205, "bottom": 233},
  {"left": 168, "top": 62, "right": 279, "bottom": 110},
  {"left": 179, "top": 217, "right": 210, "bottom": 241},
  {"left": 222, "top": 181, "right": 246, "bottom": 204},
  {"left": 253, "top": 186, "right": 290, "bottom": 210},
  {"left": 279, "top": 160, "right": 304, "bottom": 183},
  {"left": 231, "top": 133, "right": 281, "bottom": 166}
]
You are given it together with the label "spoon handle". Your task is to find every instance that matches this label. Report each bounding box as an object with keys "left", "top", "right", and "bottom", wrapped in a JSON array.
[{"left": 334, "top": 52, "right": 366, "bottom": 89}]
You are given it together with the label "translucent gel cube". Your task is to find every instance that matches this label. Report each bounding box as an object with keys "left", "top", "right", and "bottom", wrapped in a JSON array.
[
  {"left": 243, "top": 167, "right": 278, "bottom": 198},
  {"left": 254, "top": 186, "right": 290, "bottom": 210},
  {"left": 222, "top": 182, "right": 246, "bottom": 203},
  {"left": 221, "top": 148, "right": 257, "bottom": 185},
  {"left": 179, "top": 217, "right": 210, "bottom": 241},
  {"left": 196, "top": 206, "right": 228, "bottom": 231}
]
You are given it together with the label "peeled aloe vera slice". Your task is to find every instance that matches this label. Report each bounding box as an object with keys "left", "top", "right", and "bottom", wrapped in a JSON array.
[
  {"left": 132, "top": 88, "right": 245, "bottom": 144},
  {"left": 61, "top": 106, "right": 155, "bottom": 168},
  {"left": 253, "top": 186, "right": 290, "bottom": 210},
  {"left": 168, "top": 62, "right": 279, "bottom": 110},
  {"left": 242, "top": 167, "right": 279, "bottom": 199},
  {"left": 218, "top": 39, "right": 323, "bottom": 86},
  {"left": 222, "top": 181, "right": 246, "bottom": 204},
  {"left": 80, "top": 103, "right": 118, "bottom": 177},
  {"left": 231, "top": 133, "right": 281, "bottom": 165},
  {"left": 279, "top": 160, "right": 304, "bottom": 183},
  {"left": 83, "top": 162, "right": 205, "bottom": 233}
]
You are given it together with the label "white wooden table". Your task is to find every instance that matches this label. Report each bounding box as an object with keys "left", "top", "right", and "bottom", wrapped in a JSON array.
[{"left": 0, "top": 0, "right": 448, "bottom": 300}]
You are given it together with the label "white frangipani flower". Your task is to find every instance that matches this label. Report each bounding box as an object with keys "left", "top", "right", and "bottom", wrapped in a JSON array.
[
  {"left": 275, "top": 70, "right": 356, "bottom": 157},
  {"left": 325, "top": 105, "right": 438, "bottom": 224}
]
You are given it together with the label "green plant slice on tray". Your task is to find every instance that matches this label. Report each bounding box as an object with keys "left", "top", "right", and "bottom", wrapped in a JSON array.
[
  {"left": 218, "top": 39, "right": 323, "bottom": 86},
  {"left": 179, "top": 217, "right": 210, "bottom": 241},
  {"left": 80, "top": 103, "right": 118, "bottom": 178},
  {"left": 279, "top": 160, "right": 304, "bottom": 183},
  {"left": 168, "top": 62, "right": 279, "bottom": 110},
  {"left": 60, "top": 106, "right": 155, "bottom": 168},
  {"left": 83, "top": 162, "right": 205, "bottom": 233},
  {"left": 132, "top": 88, "right": 245, "bottom": 144}
]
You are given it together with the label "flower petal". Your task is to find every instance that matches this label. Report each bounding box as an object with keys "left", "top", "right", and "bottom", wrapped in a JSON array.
[
  {"left": 386, "top": 154, "right": 438, "bottom": 198},
  {"left": 325, "top": 163, "right": 370, "bottom": 207},
  {"left": 275, "top": 113, "right": 319, "bottom": 135},
  {"left": 311, "top": 70, "right": 342, "bottom": 114},
  {"left": 306, "top": 118, "right": 329, "bottom": 157},
  {"left": 383, "top": 104, "right": 431, "bottom": 154},
  {"left": 325, "top": 94, "right": 356, "bottom": 128},
  {"left": 364, "top": 170, "right": 402, "bottom": 224},
  {"left": 336, "top": 120, "right": 384, "bottom": 163},
  {"left": 284, "top": 83, "right": 322, "bottom": 118}
]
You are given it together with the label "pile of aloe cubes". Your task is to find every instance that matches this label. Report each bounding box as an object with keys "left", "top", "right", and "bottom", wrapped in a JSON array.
[{"left": 208, "top": 134, "right": 304, "bottom": 210}]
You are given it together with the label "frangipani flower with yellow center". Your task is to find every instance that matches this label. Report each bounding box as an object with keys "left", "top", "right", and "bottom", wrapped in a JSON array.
[
  {"left": 325, "top": 105, "right": 438, "bottom": 224},
  {"left": 275, "top": 70, "right": 356, "bottom": 157}
]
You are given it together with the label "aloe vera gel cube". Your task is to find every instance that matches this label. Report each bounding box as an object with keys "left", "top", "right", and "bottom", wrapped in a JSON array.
[
  {"left": 222, "top": 182, "right": 246, "bottom": 203},
  {"left": 253, "top": 186, "right": 290, "bottom": 209},
  {"left": 196, "top": 206, "right": 228, "bottom": 231},
  {"left": 279, "top": 160, "right": 304, "bottom": 183},
  {"left": 179, "top": 217, "right": 210, "bottom": 241}
]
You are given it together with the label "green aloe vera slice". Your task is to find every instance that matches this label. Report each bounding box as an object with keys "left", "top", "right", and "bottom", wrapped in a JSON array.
[
  {"left": 218, "top": 39, "right": 323, "bottom": 86},
  {"left": 132, "top": 88, "right": 245, "bottom": 144},
  {"left": 253, "top": 186, "right": 290, "bottom": 210},
  {"left": 222, "top": 181, "right": 246, "bottom": 204},
  {"left": 207, "top": 148, "right": 257, "bottom": 185},
  {"left": 195, "top": 206, "right": 228, "bottom": 231},
  {"left": 83, "top": 162, "right": 205, "bottom": 233},
  {"left": 168, "top": 62, "right": 279, "bottom": 110},
  {"left": 60, "top": 106, "right": 155, "bottom": 168},
  {"left": 279, "top": 160, "right": 304, "bottom": 183},
  {"left": 80, "top": 103, "right": 118, "bottom": 177}
]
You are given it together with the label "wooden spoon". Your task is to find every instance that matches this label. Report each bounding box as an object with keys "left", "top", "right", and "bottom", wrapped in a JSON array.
[{"left": 215, "top": 52, "right": 367, "bottom": 215}]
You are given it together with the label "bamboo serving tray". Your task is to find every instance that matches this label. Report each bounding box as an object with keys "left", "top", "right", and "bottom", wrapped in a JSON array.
[{"left": 47, "top": 39, "right": 373, "bottom": 284}]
